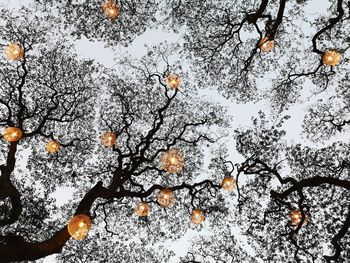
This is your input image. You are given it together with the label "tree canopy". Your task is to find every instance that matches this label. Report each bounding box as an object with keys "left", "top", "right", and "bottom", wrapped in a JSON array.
[{"left": 0, "top": 1, "right": 349, "bottom": 262}]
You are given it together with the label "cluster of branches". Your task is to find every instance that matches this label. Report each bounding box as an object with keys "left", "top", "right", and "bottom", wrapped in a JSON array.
[
  {"left": 230, "top": 113, "right": 350, "bottom": 262},
  {"left": 0, "top": 7, "right": 229, "bottom": 262}
]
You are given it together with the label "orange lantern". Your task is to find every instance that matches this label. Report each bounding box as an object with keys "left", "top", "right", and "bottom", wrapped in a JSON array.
[
  {"left": 67, "top": 214, "right": 92, "bottom": 240},
  {"left": 258, "top": 37, "right": 274, "bottom": 52},
  {"left": 157, "top": 189, "right": 175, "bottom": 208},
  {"left": 191, "top": 209, "right": 205, "bottom": 225},
  {"left": 4, "top": 43, "right": 24, "bottom": 61},
  {"left": 46, "top": 140, "right": 60, "bottom": 153},
  {"left": 160, "top": 149, "right": 184, "bottom": 173},
  {"left": 100, "top": 132, "right": 117, "bottom": 147},
  {"left": 134, "top": 202, "right": 149, "bottom": 217},
  {"left": 322, "top": 50, "right": 341, "bottom": 66},
  {"left": 221, "top": 177, "right": 236, "bottom": 191},
  {"left": 2, "top": 127, "right": 22, "bottom": 142},
  {"left": 165, "top": 74, "right": 181, "bottom": 90},
  {"left": 290, "top": 209, "right": 308, "bottom": 226},
  {"left": 102, "top": 0, "right": 120, "bottom": 20}
]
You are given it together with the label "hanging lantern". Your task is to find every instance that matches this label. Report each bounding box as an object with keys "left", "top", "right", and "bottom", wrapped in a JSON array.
[
  {"left": 4, "top": 43, "right": 24, "bottom": 61},
  {"left": 165, "top": 74, "right": 181, "bottom": 90},
  {"left": 258, "top": 37, "right": 274, "bottom": 52},
  {"left": 2, "top": 127, "right": 22, "bottom": 142},
  {"left": 157, "top": 188, "right": 175, "bottom": 208},
  {"left": 191, "top": 209, "right": 205, "bottom": 225},
  {"left": 290, "top": 209, "right": 308, "bottom": 226},
  {"left": 100, "top": 132, "right": 117, "bottom": 147},
  {"left": 160, "top": 149, "right": 184, "bottom": 173},
  {"left": 67, "top": 214, "right": 92, "bottom": 241},
  {"left": 134, "top": 202, "right": 149, "bottom": 217},
  {"left": 46, "top": 140, "right": 60, "bottom": 153},
  {"left": 322, "top": 50, "right": 341, "bottom": 66},
  {"left": 221, "top": 177, "right": 236, "bottom": 191},
  {"left": 102, "top": 0, "right": 120, "bottom": 20}
]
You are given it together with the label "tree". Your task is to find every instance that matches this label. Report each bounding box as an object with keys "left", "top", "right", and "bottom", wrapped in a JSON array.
[
  {"left": 0, "top": 8, "right": 229, "bottom": 262},
  {"left": 33, "top": 0, "right": 158, "bottom": 46},
  {"left": 162, "top": 0, "right": 350, "bottom": 110},
  {"left": 230, "top": 112, "right": 350, "bottom": 262}
]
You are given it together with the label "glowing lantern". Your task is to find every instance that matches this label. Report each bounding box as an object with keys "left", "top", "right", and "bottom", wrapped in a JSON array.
[
  {"left": 191, "top": 209, "right": 205, "bottom": 225},
  {"left": 322, "top": 50, "right": 341, "bottom": 66},
  {"left": 46, "top": 140, "right": 60, "bottom": 153},
  {"left": 165, "top": 74, "right": 181, "bottom": 90},
  {"left": 67, "top": 214, "right": 92, "bottom": 240},
  {"left": 4, "top": 43, "right": 24, "bottom": 61},
  {"left": 258, "top": 37, "right": 274, "bottom": 52},
  {"left": 221, "top": 177, "right": 236, "bottom": 191},
  {"left": 157, "top": 189, "right": 175, "bottom": 208},
  {"left": 101, "top": 132, "right": 117, "bottom": 147},
  {"left": 2, "top": 127, "right": 22, "bottom": 142},
  {"left": 290, "top": 210, "right": 308, "bottom": 226},
  {"left": 160, "top": 149, "right": 184, "bottom": 173},
  {"left": 134, "top": 202, "right": 149, "bottom": 217},
  {"left": 102, "top": 1, "right": 120, "bottom": 20}
]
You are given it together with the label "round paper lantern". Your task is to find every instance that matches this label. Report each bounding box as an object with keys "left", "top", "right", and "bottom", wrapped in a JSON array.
[
  {"left": 4, "top": 43, "right": 24, "bottom": 61},
  {"left": 157, "top": 189, "right": 175, "bottom": 208},
  {"left": 160, "top": 149, "right": 184, "bottom": 173},
  {"left": 2, "top": 127, "right": 23, "bottom": 142},
  {"left": 165, "top": 74, "right": 181, "bottom": 90},
  {"left": 258, "top": 37, "right": 274, "bottom": 52},
  {"left": 322, "top": 50, "right": 341, "bottom": 66},
  {"left": 221, "top": 177, "right": 236, "bottom": 191},
  {"left": 101, "top": 132, "right": 117, "bottom": 147},
  {"left": 46, "top": 140, "right": 60, "bottom": 153},
  {"left": 102, "top": 0, "right": 120, "bottom": 20},
  {"left": 290, "top": 209, "right": 308, "bottom": 226},
  {"left": 191, "top": 209, "right": 205, "bottom": 225},
  {"left": 67, "top": 214, "right": 92, "bottom": 240},
  {"left": 134, "top": 202, "right": 149, "bottom": 217}
]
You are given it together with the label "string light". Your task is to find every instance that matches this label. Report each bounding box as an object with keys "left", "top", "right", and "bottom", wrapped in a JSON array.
[
  {"left": 67, "top": 214, "right": 92, "bottom": 240},
  {"left": 157, "top": 189, "right": 175, "bottom": 208},
  {"left": 290, "top": 209, "right": 308, "bottom": 226},
  {"left": 2, "top": 127, "right": 23, "bottom": 142},
  {"left": 322, "top": 50, "right": 341, "bottom": 66},
  {"left": 100, "top": 132, "right": 117, "bottom": 147},
  {"left": 191, "top": 209, "right": 205, "bottom": 225},
  {"left": 258, "top": 37, "right": 274, "bottom": 52},
  {"left": 165, "top": 74, "right": 181, "bottom": 90},
  {"left": 4, "top": 43, "right": 24, "bottom": 61},
  {"left": 221, "top": 177, "right": 236, "bottom": 191},
  {"left": 160, "top": 149, "right": 184, "bottom": 173},
  {"left": 134, "top": 202, "right": 149, "bottom": 217},
  {"left": 46, "top": 140, "right": 60, "bottom": 153},
  {"left": 102, "top": 0, "right": 120, "bottom": 20}
]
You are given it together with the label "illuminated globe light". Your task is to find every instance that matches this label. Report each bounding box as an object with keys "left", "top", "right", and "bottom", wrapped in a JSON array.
[
  {"left": 100, "top": 132, "right": 117, "bottom": 147},
  {"left": 191, "top": 209, "right": 205, "bottom": 225},
  {"left": 2, "top": 127, "right": 23, "bottom": 142},
  {"left": 160, "top": 149, "right": 184, "bottom": 174},
  {"left": 322, "top": 50, "right": 341, "bottom": 66},
  {"left": 157, "top": 189, "right": 175, "bottom": 208},
  {"left": 165, "top": 74, "right": 181, "bottom": 90},
  {"left": 102, "top": 0, "right": 120, "bottom": 20},
  {"left": 258, "top": 37, "right": 274, "bottom": 52},
  {"left": 67, "top": 214, "right": 92, "bottom": 241},
  {"left": 290, "top": 209, "right": 308, "bottom": 226},
  {"left": 46, "top": 140, "right": 60, "bottom": 153},
  {"left": 4, "top": 43, "right": 24, "bottom": 61},
  {"left": 221, "top": 177, "right": 236, "bottom": 191},
  {"left": 134, "top": 202, "right": 149, "bottom": 217}
]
